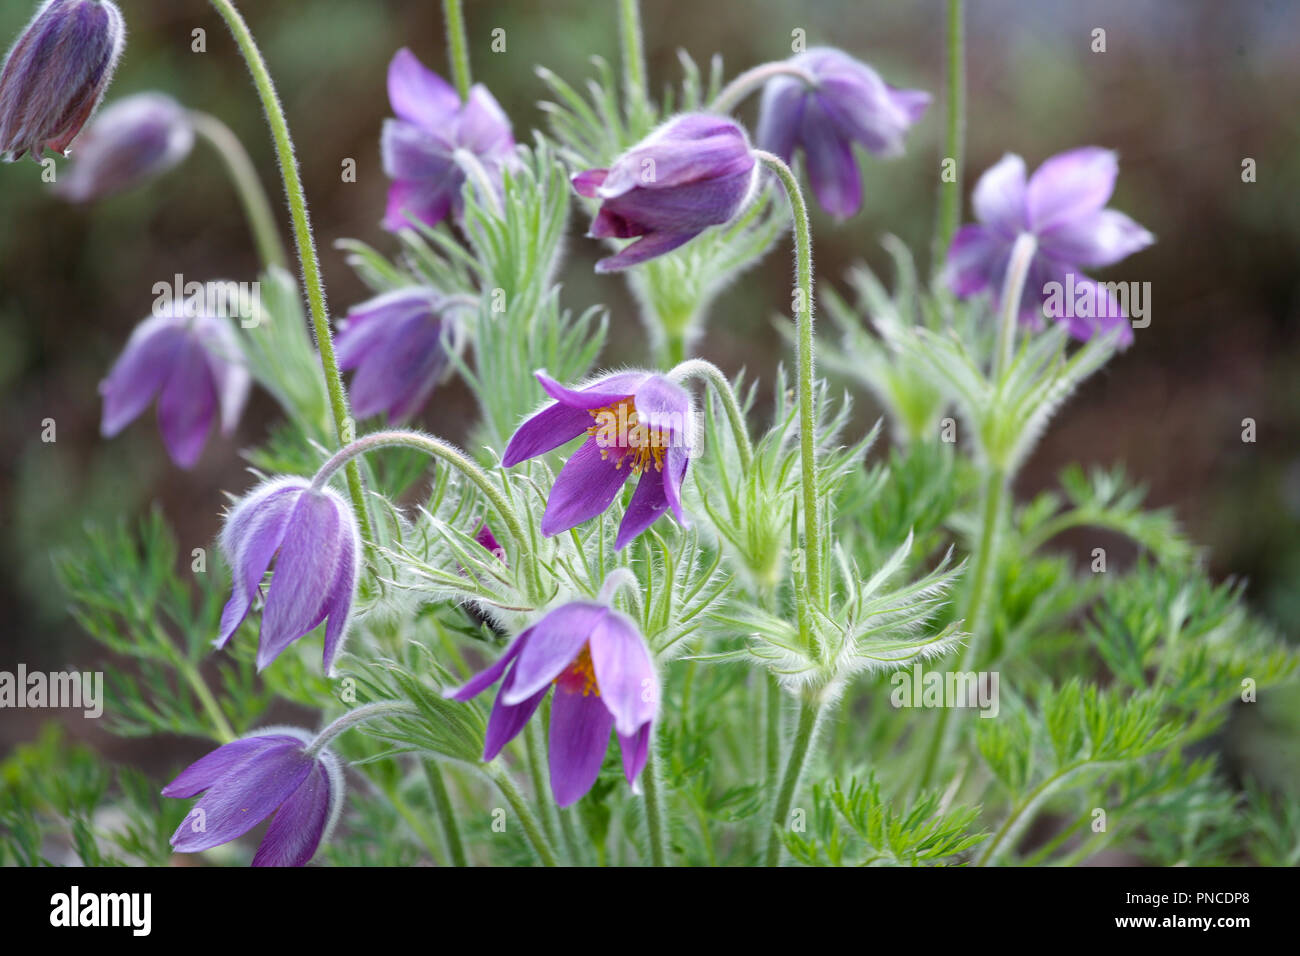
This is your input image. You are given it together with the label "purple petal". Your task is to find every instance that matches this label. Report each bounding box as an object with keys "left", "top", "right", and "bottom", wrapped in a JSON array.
[
  {"left": 600, "top": 116, "right": 753, "bottom": 196},
  {"left": 1055, "top": 275, "right": 1134, "bottom": 348},
  {"left": 615, "top": 467, "right": 671, "bottom": 550},
  {"left": 588, "top": 613, "right": 657, "bottom": 737},
  {"left": 252, "top": 759, "right": 333, "bottom": 867},
  {"left": 381, "top": 118, "right": 455, "bottom": 181},
  {"left": 161, "top": 734, "right": 299, "bottom": 798},
  {"left": 501, "top": 602, "right": 608, "bottom": 704},
  {"left": 99, "top": 315, "right": 185, "bottom": 437},
  {"left": 387, "top": 48, "right": 459, "bottom": 130},
  {"left": 456, "top": 84, "right": 514, "bottom": 158},
  {"left": 156, "top": 335, "right": 217, "bottom": 469},
  {"left": 972, "top": 153, "right": 1028, "bottom": 237},
  {"left": 540, "top": 438, "right": 632, "bottom": 536},
  {"left": 445, "top": 627, "right": 532, "bottom": 702},
  {"left": 1037, "top": 208, "right": 1154, "bottom": 268},
  {"left": 535, "top": 369, "right": 644, "bottom": 410},
  {"left": 501, "top": 402, "right": 596, "bottom": 466},
  {"left": 755, "top": 74, "right": 807, "bottom": 163},
  {"left": 617, "top": 724, "right": 651, "bottom": 790},
  {"left": 799, "top": 107, "right": 860, "bottom": 219},
  {"left": 632, "top": 374, "right": 692, "bottom": 441},
  {"left": 383, "top": 177, "right": 457, "bottom": 232},
  {"left": 217, "top": 481, "right": 303, "bottom": 648},
  {"left": 193, "top": 316, "right": 250, "bottom": 437},
  {"left": 572, "top": 168, "right": 608, "bottom": 198},
  {"left": 1026, "top": 147, "right": 1118, "bottom": 233},
  {"left": 320, "top": 502, "right": 361, "bottom": 677},
  {"left": 548, "top": 683, "right": 615, "bottom": 807},
  {"left": 595, "top": 229, "right": 696, "bottom": 272},
  {"left": 483, "top": 671, "right": 548, "bottom": 761},
  {"left": 945, "top": 223, "right": 1007, "bottom": 299}
]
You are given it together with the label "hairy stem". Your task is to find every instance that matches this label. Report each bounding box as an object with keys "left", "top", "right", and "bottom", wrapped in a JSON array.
[
  {"left": 711, "top": 61, "right": 819, "bottom": 115},
  {"left": 642, "top": 736, "right": 669, "bottom": 866},
  {"left": 765, "top": 695, "right": 823, "bottom": 865},
  {"left": 668, "top": 358, "right": 753, "bottom": 471},
  {"left": 423, "top": 758, "right": 468, "bottom": 866},
  {"left": 442, "top": 0, "right": 473, "bottom": 102},
  {"left": 618, "top": 0, "right": 650, "bottom": 123},
  {"left": 488, "top": 766, "right": 559, "bottom": 867},
  {"left": 307, "top": 701, "right": 419, "bottom": 757},
  {"left": 932, "top": 0, "right": 965, "bottom": 275}
]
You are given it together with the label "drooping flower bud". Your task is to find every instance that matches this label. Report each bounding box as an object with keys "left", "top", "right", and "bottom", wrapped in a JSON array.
[
  {"left": 163, "top": 728, "right": 344, "bottom": 867},
  {"left": 0, "top": 0, "right": 126, "bottom": 162},
  {"left": 55, "top": 92, "right": 193, "bottom": 201},
  {"left": 573, "top": 113, "right": 758, "bottom": 272},
  {"left": 216, "top": 476, "right": 362, "bottom": 676}
]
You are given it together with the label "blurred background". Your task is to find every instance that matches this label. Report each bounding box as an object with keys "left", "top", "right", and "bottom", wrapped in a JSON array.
[{"left": 1, "top": 0, "right": 1297, "bottom": 776}]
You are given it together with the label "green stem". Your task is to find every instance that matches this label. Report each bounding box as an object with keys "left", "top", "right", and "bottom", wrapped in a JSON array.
[
  {"left": 711, "top": 61, "right": 819, "bottom": 115},
  {"left": 668, "top": 358, "right": 754, "bottom": 471},
  {"left": 175, "top": 654, "right": 235, "bottom": 744},
  {"left": 423, "top": 759, "right": 468, "bottom": 866},
  {"left": 307, "top": 700, "right": 419, "bottom": 757},
  {"left": 488, "top": 766, "right": 559, "bottom": 866},
  {"left": 755, "top": 151, "right": 822, "bottom": 601},
  {"left": 206, "top": 0, "right": 371, "bottom": 542},
  {"left": 977, "top": 760, "right": 1121, "bottom": 866},
  {"left": 618, "top": 0, "right": 650, "bottom": 123},
  {"left": 994, "top": 233, "right": 1038, "bottom": 381},
  {"left": 188, "top": 111, "right": 287, "bottom": 270},
  {"left": 442, "top": 0, "right": 473, "bottom": 102},
  {"left": 642, "top": 737, "right": 669, "bottom": 866},
  {"left": 765, "top": 695, "right": 823, "bottom": 865},
  {"left": 764, "top": 674, "right": 782, "bottom": 791},
  {"left": 932, "top": 0, "right": 965, "bottom": 275},
  {"left": 525, "top": 717, "right": 562, "bottom": 850}
]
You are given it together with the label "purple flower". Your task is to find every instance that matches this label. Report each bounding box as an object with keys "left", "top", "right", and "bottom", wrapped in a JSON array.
[
  {"left": 216, "top": 477, "right": 362, "bottom": 676},
  {"left": 572, "top": 113, "right": 757, "bottom": 272},
  {"left": 336, "top": 287, "right": 453, "bottom": 422},
  {"left": 474, "top": 523, "right": 504, "bottom": 561},
  {"left": 381, "top": 48, "right": 516, "bottom": 231},
  {"left": 99, "top": 300, "right": 250, "bottom": 469},
  {"left": 55, "top": 91, "right": 193, "bottom": 201},
  {"left": 503, "top": 370, "right": 695, "bottom": 549},
  {"left": 447, "top": 601, "right": 659, "bottom": 807},
  {"left": 945, "top": 148, "right": 1155, "bottom": 345},
  {"left": 756, "top": 47, "right": 930, "bottom": 219},
  {"left": 163, "top": 729, "right": 343, "bottom": 867},
  {"left": 0, "top": 0, "right": 125, "bottom": 162}
]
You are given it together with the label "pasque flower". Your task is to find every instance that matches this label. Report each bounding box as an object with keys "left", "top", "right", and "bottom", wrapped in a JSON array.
[
  {"left": 756, "top": 47, "right": 930, "bottom": 219},
  {"left": 946, "top": 148, "right": 1155, "bottom": 344},
  {"left": 216, "top": 476, "right": 362, "bottom": 676},
  {"left": 163, "top": 729, "right": 343, "bottom": 867},
  {"left": 572, "top": 113, "right": 757, "bottom": 272},
  {"left": 447, "top": 601, "right": 659, "bottom": 807},
  {"left": 0, "top": 0, "right": 125, "bottom": 162},
  {"left": 335, "top": 286, "right": 454, "bottom": 422},
  {"left": 503, "top": 370, "right": 694, "bottom": 549},
  {"left": 99, "top": 299, "right": 250, "bottom": 469},
  {"left": 381, "top": 47, "right": 516, "bottom": 231},
  {"left": 55, "top": 91, "right": 194, "bottom": 201}
]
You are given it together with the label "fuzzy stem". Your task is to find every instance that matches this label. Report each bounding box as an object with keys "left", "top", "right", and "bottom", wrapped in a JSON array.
[
  {"left": 932, "top": 0, "right": 966, "bottom": 274},
  {"left": 488, "top": 766, "right": 560, "bottom": 867},
  {"left": 977, "top": 761, "right": 1122, "bottom": 865},
  {"left": 423, "top": 758, "right": 468, "bottom": 866},
  {"left": 668, "top": 358, "right": 753, "bottom": 471},
  {"left": 765, "top": 695, "right": 823, "bottom": 865},
  {"left": 755, "top": 151, "right": 822, "bottom": 601},
  {"left": 188, "top": 111, "right": 287, "bottom": 270},
  {"left": 711, "top": 61, "right": 819, "bottom": 115},
  {"left": 618, "top": 0, "right": 650, "bottom": 122},
  {"left": 442, "top": 0, "right": 473, "bottom": 102},
  {"left": 764, "top": 674, "right": 782, "bottom": 790},
  {"left": 206, "top": 0, "right": 371, "bottom": 541},
  {"left": 307, "top": 701, "right": 419, "bottom": 757},
  {"left": 994, "top": 233, "right": 1039, "bottom": 381},
  {"left": 524, "top": 718, "right": 562, "bottom": 850},
  {"left": 642, "top": 736, "right": 669, "bottom": 866}
]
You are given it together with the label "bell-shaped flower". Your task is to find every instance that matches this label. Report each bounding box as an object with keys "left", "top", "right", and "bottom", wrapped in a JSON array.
[
  {"left": 0, "top": 0, "right": 125, "bottom": 162},
  {"left": 381, "top": 48, "right": 516, "bottom": 231},
  {"left": 335, "top": 286, "right": 453, "bottom": 422},
  {"left": 216, "top": 476, "right": 361, "bottom": 676},
  {"left": 55, "top": 91, "right": 193, "bottom": 201},
  {"left": 447, "top": 601, "right": 659, "bottom": 807},
  {"left": 163, "top": 728, "right": 343, "bottom": 867},
  {"left": 945, "top": 148, "right": 1155, "bottom": 344},
  {"left": 503, "top": 370, "right": 695, "bottom": 549},
  {"left": 99, "top": 297, "right": 250, "bottom": 469},
  {"left": 756, "top": 47, "right": 930, "bottom": 219},
  {"left": 572, "top": 113, "right": 757, "bottom": 272}
]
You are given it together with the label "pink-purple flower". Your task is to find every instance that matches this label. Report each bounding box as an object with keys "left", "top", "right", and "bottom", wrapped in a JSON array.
[
  {"left": 163, "top": 729, "right": 343, "bottom": 867},
  {"left": 945, "top": 148, "right": 1155, "bottom": 345},
  {"left": 381, "top": 48, "right": 516, "bottom": 231},
  {"left": 756, "top": 47, "right": 930, "bottom": 219},
  {"left": 572, "top": 113, "right": 757, "bottom": 272},
  {"left": 447, "top": 601, "right": 659, "bottom": 807},
  {"left": 503, "top": 370, "right": 694, "bottom": 549},
  {"left": 0, "top": 0, "right": 125, "bottom": 162},
  {"left": 99, "top": 300, "right": 250, "bottom": 469},
  {"left": 216, "top": 477, "right": 362, "bottom": 676},
  {"left": 55, "top": 91, "right": 193, "bottom": 201},
  {"left": 336, "top": 286, "right": 453, "bottom": 422}
]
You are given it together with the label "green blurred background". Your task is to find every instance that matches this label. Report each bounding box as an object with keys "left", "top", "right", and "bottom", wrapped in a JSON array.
[{"left": 1, "top": 0, "right": 1297, "bottom": 770}]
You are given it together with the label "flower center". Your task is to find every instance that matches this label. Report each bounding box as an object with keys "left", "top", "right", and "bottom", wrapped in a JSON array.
[
  {"left": 587, "top": 398, "right": 669, "bottom": 476},
  {"left": 554, "top": 645, "right": 600, "bottom": 697}
]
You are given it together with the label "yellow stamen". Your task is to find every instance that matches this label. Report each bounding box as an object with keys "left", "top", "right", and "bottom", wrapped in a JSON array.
[{"left": 586, "top": 398, "right": 668, "bottom": 476}]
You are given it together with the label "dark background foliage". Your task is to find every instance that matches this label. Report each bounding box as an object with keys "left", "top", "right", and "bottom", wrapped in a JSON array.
[{"left": 1, "top": 0, "right": 1297, "bottom": 768}]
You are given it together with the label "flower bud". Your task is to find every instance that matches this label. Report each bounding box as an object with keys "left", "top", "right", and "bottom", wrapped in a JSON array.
[{"left": 55, "top": 92, "right": 193, "bottom": 201}]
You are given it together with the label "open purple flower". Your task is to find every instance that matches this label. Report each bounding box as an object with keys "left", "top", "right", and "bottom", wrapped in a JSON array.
[
  {"left": 99, "top": 301, "right": 250, "bottom": 469},
  {"left": 216, "top": 477, "right": 362, "bottom": 676},
  {"left": 0, "top": 0, "right": 125, "bottom": 162},
  {"left": 572, "top": 113, "right": 757, "bottom": 272},
  {"left": 503, "top": 370, "right": 694, "bottom": 549},
  {"left": 381, "top": 48, "right": 516, "bottom": 231},
  {"left": 447, "top": 601, "right": 659, "bottom": 807},
  {"left": 945, "top": 148, "right": 1155, "bottom": 345},
  {"left": 756, "top": 47, "right": 930, "bottom": 219},
  {"left": 55, "top": 91, "right": 193, "bottom": 201},
  {"left": 163, "top": 729, "right": 343, "bottom": 867},
  {"left": 335, "top": 286, "right": 454, "bottom": 422}
]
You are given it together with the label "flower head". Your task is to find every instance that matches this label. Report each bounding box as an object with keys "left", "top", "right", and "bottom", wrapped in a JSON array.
[
  {"left": 99, "top": 296, "right": 250, "bottom": 469},
  {"left": 946, "top": 148, "right": 1155, "bottom": 345},
  {"left": 448, "top": 601, "right": 659, "bottom": 806},
  {"left": 163, "top": 729, "right": 343, "bottom": 867},
  {"left": 756, "top": 47, "right": 930, "bottom": 219},
  {"left": 55, "top": 91, "right": 193, "bottom": 201},
  {"left": 216, "top": 477, "right": 362, "bottom": 676},
  {"left": 573, "top": 113, "right": 757, "bottom": 272},
  {"left": 0, "top": 0, "right": 125, "bottom": 162},
  {"left": 335, "top": 286, "right": 454, "bottom": 422},
  {"left": 503, "top": 370, "right": 695, "bottom": 549},
  {"left": 381, "top": 48, "right": 516, "bottom": 231}
]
